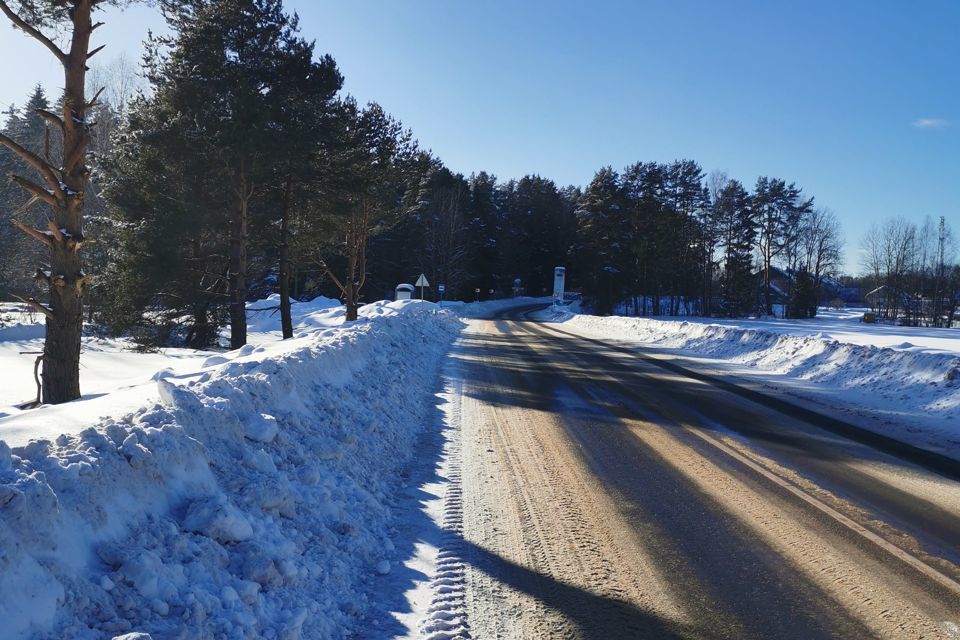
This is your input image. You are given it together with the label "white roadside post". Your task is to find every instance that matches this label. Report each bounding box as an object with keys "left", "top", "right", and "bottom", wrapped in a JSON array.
[
  {"left": 553, "top": 266, "right": 566, "bottom": 306},
  {"left": 395, "top": 283, "right": 414, "bottom": 300},
  {"left": 415, "top": 273, "right": 430, "bottom": 300}
]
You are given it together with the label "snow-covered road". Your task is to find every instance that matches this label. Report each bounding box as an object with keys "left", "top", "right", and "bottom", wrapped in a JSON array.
[{"left": 435, "top": 306, "right": 960, "bottom": 639}]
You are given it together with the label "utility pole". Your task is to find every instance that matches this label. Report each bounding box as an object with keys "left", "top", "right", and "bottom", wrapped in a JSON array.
[{"left": 934, "top": 216, "right": 946, "bottom": 326}]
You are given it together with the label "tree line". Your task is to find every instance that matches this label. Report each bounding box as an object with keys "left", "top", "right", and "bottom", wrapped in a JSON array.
[
  {"left": 859, "top": 216, "right": 960, "bottom": 327},
  {"left": 0, "top": 0, "right": 954, "bottom": 406}
]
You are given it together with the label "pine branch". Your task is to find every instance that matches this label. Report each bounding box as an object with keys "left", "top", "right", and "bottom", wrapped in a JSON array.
[
  {"left": 86, "top": 43, "right": 106, "bottom": 60},
  {"left": 46, "top": 221, "right": 64, "bottom": 242},
  {"left": 35, "top": 108, "right": 65, "bottom": 135},
  {"left": 12, "top": 220, "right": 54, "bottom": 247},
  {"left": 0, "top": 133, "right": 63, "bottom": 192},
  {"left": 0, "top": 0, "right": 68, "bottom": 64},
  {"left": 84, "top": 86, "right": 106, "bottom": 111},
  {"left": 317, "top": 258, "right": 346, "bottom": 294},
  {"left": 11, "top": 294, "right": 55, "bottom": 322},
  {"left": 10, "top": 175, "right": 59, "bottom": 208}
]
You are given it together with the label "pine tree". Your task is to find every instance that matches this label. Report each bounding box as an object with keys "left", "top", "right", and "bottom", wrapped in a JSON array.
[
  {"left": 496, "top": 175, "right": 574, "bottom": 298},
  {"left": 141, "top": 0, "right": 338, "bottom": 346},
  {"left": 463, "top": 171, "right": 501, "bottom": 299},
  {"left": 574, "top": 167, "right": 629, "bottom": 314},
  {"left": 714, "top": 179, "right": 755, "bottom": 316},
  {"left": 114, "top": 0, "right": 342, "bottom": 346},
  {"left": 103, "top": 86, "right": 231, "bottom": 347},
  {"left": 317, "top": 101, "right": 414, "bottom": 321},
  {"left": 622, "top": 162, "right": 667, "bottom": 314},
  {"left": 753, "top": 176, "right": 814, "bottom": 316},
  {"left": 786, "top": 267, "right": 817, "bottom": 319},
  {"left": 407, "top": 165, "right": 470, "bottom": 300},
  {"left": 0, "top": 0, "right": 118, "bottom": 403}
]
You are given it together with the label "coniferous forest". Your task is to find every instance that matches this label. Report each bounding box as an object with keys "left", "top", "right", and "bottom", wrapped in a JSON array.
[{"left": 2, "top": 0, "right": 959, "bottom": 403}]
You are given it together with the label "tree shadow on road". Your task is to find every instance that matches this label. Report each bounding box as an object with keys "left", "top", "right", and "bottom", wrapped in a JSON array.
[{"left": 456, "top": 533, "right": 725, "bottom": 640}]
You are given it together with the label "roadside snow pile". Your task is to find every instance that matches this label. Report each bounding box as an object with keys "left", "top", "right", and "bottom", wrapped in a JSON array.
[
  {"left": 549, "top": 309, "right": 960, "bottom": 449},
  {"left": 0, "top": 300, "right": 461, "bottom": 639},
  {"left": 244, "top": 294, "right": 342, "bottom": 336}
]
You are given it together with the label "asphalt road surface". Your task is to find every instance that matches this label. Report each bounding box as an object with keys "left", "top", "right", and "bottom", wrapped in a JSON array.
[{"left": 451, "top": 304, "right": 960, "bottom": 639}]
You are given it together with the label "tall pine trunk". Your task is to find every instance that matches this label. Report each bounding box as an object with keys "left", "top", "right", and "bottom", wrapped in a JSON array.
[
  {"left": 344, "top": 239, "right": 359, "bottom": 321},
  {"left": 344, "top": 282, "right": 358, "bottom": 321},
  {"left": 763, "top": 260, "right": 772, "bottom": 316},
  {"left": 279, "top": 178, "right": 294, "bottom": 339},
  {"left": 229, "top": 163, "right": 250, "bottom": 349},
  {"left": 0, "top": 0, "right": 97, "bottom": 403}
]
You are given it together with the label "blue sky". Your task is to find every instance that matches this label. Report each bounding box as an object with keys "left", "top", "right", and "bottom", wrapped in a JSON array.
[{"left": 1, "top": 0, "right": 957, "bottom": 271}]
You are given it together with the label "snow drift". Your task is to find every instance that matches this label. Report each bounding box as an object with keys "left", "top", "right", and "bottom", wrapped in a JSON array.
[{"left": 0, "top": 300, "right": 461, "bottom": 639}]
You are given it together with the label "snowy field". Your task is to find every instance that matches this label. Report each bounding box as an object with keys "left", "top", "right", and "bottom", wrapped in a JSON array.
[
  {"left": 0, "top": 296, "right": 463, "bottom": 639},
  {"left": 545, "top": 306, "right": 960, "bottom": 458}
]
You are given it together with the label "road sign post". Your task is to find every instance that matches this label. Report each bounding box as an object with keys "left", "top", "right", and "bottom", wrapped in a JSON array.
[
  {"left": 438, "top": 283, "right": 446, "bottom": 303},
  {"left": 415, "top": 273, "right": 430, "bottom": 300}
]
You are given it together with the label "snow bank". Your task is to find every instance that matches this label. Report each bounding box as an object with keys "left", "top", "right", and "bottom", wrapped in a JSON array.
[
  {"left": 0, "top": 323, "right": 45, "bottom": 342},
  {"left": 0, "top": 300, "right": 461, "bottom": 639},
  {"left": 244, "top": 294, "right": 342, "bottom": 335},
  {"left": 548, "top": 309, "right": 960, "bottom": 454},
  {"left": 0, "top": 296, "right": 442, "bottom": 437}
]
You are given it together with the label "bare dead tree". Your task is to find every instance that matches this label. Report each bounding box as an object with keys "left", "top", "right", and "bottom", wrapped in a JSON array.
[
  {"left": 0, "top": 0, "right": 109, "bottom": 403},
  {"left": 860, "top": 218, "right": 917, "bottom": 320},
  {"left": 801, "top": 207, "right": 843, "bottom": 301},
  {"left": 86, "top": 51, "right": 139, "bottom": 117}
]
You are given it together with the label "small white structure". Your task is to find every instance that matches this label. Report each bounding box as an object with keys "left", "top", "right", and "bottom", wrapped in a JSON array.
[
  {"left": 553, "top": 266, "right": 566, "bottom": 304},
  {"left": 395, "top": 283, "right": 415, "bottom": 301}
]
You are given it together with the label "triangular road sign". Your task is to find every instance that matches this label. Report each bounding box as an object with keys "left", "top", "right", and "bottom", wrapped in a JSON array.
[{"left": 415, "top": 273, "right": 430, "bottom": 287}]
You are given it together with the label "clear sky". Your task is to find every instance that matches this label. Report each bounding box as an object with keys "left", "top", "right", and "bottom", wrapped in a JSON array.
[{"left": 1, "top": 0, "right": 957, "bottom": 272}]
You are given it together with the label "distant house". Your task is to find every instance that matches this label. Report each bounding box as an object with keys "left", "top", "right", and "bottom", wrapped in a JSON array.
[
  {"left": 817, "top": 276, "right": 843, "bottom": 302},
  {"left": 839, "top": 287, "right": 863, "bottom": 304},
  {"left": 756, "top": 267, "right": 790, "bottom": 305},
  {"left": 755, "top": 267, "right": 841, "bottom": 305},
  {"left": 864, "top": 285, "right": 914, "bottom": 317}
]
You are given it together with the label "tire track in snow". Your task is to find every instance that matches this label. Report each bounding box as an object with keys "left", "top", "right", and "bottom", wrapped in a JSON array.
[{"left": 418, "top": 376, "right": 472, "bottom": 640}]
